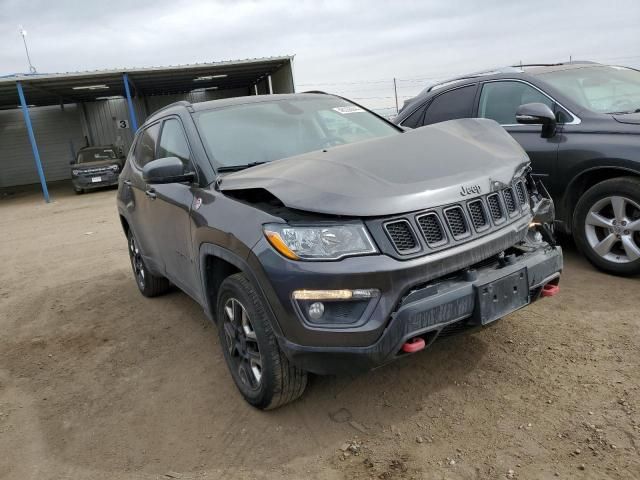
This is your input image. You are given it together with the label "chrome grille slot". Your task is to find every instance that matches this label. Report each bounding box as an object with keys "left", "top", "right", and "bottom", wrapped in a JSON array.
[
  {"left": 384, "top": 220, "right": 419, "bottom": 253},
  {"left": 487, "top": 194, "right": 505, "bottom": 224},
  {"left": 503, "top": 188, "right": 518, "bottom": 215},
  {"left": 444, "top": 206, "right": 470, "bottom": 239},
  {"left": 516, "top": 181, "right": 528, "bottom": 206},
  {"left": 416, "top": 212, "right": 447, "bottom": 247},
  {"left": 467, "top": 199, "right": 489, "bottom": 231}
]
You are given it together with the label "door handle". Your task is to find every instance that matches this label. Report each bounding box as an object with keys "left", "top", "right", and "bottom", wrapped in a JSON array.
[
  {"left": 123, "top": 180, "right": 132, "bottom": 186},
  {"left": 145, "top": 188, "right": 157, "bottom": 199}
]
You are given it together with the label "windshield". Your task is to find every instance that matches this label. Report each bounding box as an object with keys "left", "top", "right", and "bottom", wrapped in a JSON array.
[
  {"left": 537, "top": 65, "right": 640, "bottom": 114},
  {"left": 195, "top": 96, "right": 399, "bottom": 168},
  {"left": 77, "top": 148, "right": 117, "bottom": 163}
]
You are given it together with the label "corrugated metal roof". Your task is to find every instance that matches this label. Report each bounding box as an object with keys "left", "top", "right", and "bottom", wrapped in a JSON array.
[{"left": 0, "top": 56, "right": 293, "bottom": 108}]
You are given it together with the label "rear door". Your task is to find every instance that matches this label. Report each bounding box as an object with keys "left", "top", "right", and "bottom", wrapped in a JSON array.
[
  {"left": 475, "top": 80, "right": 564, "bottom": 187},
  {"left": 147, "top": 117, "right": 201, "bottom": 301},
  {"left": 125, "top": 122, "right": 164, "bottom": 273}
]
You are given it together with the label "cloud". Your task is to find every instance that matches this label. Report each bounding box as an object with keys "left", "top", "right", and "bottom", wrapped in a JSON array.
[{"left": 1, "top": 0, "right": 638, "bottom": 109}]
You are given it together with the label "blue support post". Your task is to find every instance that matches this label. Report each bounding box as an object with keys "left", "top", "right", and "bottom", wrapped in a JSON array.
[
  {"left": 16, "top": 81, "right": 50, "bottom": 203},
  {"left": 122, "top": 73, "right": 138, "bottom": 131}
]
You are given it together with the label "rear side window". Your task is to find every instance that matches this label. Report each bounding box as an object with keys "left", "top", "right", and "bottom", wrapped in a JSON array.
[
  {"left": 422, "top": 85, "right": 476, "bottom": 125},
  {"left": 478, "top": 81, "right": 555, "bottom": 125},
  {"left": 134, "top": 123, "right": 161, "bottom": 167},
  {"left": 400, "top": 103, "right": 428, "bottom": 128},
  {"left": 158, "top": 119, "right": 191, "bottom": 167}
]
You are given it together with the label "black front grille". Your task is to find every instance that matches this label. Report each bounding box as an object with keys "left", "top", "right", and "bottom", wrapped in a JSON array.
[
  {"left": 503, "top": 188, "right": 517, "bottom": 214},
  {"left": 444, "top": 206, "right": 469, "bottom": 239},
  {"left": 516, "top": 181, "right": 527, "bottom": 206},
  {"left": 384, "top": 220, "right": 418, "bottom": 253},
  {"left": 487, "top": 194, "right": 505, "bottom": 223},
  {"left": 467, "top": 199, "right": 489, "bottom": 231},
  {"left": 79, "top": 168, "right": 111, "bottom": 176},
  {"left": 417, "top": 213, "right": 446, "bottom": 246}
]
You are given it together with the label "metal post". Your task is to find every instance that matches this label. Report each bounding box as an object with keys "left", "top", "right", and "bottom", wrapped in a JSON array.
[
  {"left": 122, "top": 73, "right": 138, "bottom": 131},
  {"left": 268, "top": 75, "right": 273, "bottom": 94},
  {"left": 393, "top": 78, "right": 399, "bottom": 114},
  {"left": 16, "top": 81, "right": 50, "bottom": 202},
  {"left": 254, "top": 84, "right": 258, "bottom": 95}
]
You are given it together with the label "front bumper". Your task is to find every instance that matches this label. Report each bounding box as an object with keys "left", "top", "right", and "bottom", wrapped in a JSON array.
[
  {"left": 72, "top": 171, "right": 120, "bottom": 190},
  {"left": 277, "top": 243, "right": 562, "bottom": 375}
]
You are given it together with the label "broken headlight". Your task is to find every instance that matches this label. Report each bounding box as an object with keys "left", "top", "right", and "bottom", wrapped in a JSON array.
[{"left": 263, "top": 223, "right": 378, "bottom": 261}]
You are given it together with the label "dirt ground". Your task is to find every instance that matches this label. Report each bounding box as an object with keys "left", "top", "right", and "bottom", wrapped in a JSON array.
[{"left": 1, "top": 183, "right": 639, "bottom": 480}]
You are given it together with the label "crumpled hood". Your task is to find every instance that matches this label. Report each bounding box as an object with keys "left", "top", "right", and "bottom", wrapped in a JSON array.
[
  {"left": 612, "top": 113, "right": 640, "bottom": 125},
  {"left": 219, "top": 118, "right": 530, "bottom": 217}
]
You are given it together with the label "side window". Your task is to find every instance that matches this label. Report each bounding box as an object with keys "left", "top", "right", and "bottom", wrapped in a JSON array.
[
  {"left": 422, "top": 85, "right": 476, "bottom": 125},
  {"left": 478, "top": 81, "right": 557, "bottom": 125},
  {"left": 134, "top": 123, "right": 161, "bottom": 167},
  {"left": 401, "top": 103, "right": 428, "bottom": 128},
  {"left": 158, "top": 119, "right": 192, "bottom": 167}
]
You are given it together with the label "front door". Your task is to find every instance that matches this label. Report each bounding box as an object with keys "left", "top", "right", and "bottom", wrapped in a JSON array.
[
  {"left": 147, "top": 117, "right": 201, "bottom": 302},
  {"left": 476, "top": 80, "right": 562, "bottom": 192}
]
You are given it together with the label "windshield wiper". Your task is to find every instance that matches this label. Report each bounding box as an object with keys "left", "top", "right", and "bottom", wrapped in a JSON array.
[
  {"left": 216, "top": 162, "right": 268, "bottom": 172},
  {"left": 608, "top": 108, "right": 640, "bottom": 115}
]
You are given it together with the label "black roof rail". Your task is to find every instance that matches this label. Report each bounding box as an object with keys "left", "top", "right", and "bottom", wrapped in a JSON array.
[
  {"left": 148, "top": 100, "right": 193, "bottom": 119},
  {"left": 425, "top": 66, "right": 521, "bottom": 93},
  {"left": 511, "top": 61, "right": 600, "bottom": 68},
  {"left": 302, "top": 90, "right": 329, "bottom": 94}
]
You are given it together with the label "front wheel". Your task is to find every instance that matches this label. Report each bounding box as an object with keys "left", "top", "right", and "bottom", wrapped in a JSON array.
[
  {"left": 573, "top": 177, "right": 640, "bottom": 276},
  {"left": 216, "top": 273, "right": 307, "bottom": 409}
]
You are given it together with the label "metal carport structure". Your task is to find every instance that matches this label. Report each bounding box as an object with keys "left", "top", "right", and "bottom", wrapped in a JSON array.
[{"left": 0, "top": 56, "right": 295, "bottom": 202}]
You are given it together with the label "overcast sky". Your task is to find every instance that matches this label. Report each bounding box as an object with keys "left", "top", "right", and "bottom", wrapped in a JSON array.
[{"left": 1, "top": 0, "right": 639, "bottom": 111}]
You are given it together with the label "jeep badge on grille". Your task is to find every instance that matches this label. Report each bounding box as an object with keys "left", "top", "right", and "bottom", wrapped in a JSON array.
[{"left": 460, "top": 184, "right": 482, "bottom": 196}]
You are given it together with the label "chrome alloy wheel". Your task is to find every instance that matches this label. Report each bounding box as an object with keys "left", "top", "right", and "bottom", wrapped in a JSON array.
[
  {"left": 129, "top": 234, "right": 146, "bottom": 289},
  {"left": 222, "top": 298, "right": 263, "bottom": 389},
  {"left": 585, "top": 195, "right": 640, "bottom": 263}
]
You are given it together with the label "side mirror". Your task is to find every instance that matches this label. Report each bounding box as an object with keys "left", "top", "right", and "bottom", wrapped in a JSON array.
[
  {"left": 142, "top": 157, "right": 195, "bottom": 184},
  {"left": 515, "top": 103, "right": 557, "bottom": 138}
]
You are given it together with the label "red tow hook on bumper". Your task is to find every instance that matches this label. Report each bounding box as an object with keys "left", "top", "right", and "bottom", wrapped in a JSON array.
[
  {"left": 541, "top": 283, "right": 560, "bottom": 297},
  {"left": 402, "top": 337, "right": 426, "bottom": 353}
]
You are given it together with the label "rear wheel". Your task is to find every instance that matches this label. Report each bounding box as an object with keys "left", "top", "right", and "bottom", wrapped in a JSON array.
[
  {"left": 127, "top": 230, "right": 170, "bottom": 297},
  {"left": 573, "top": 177, "right": 640, "bottom": 276},
  {"left": 216, "top": 273, "right": 307, "bottom": 409}
]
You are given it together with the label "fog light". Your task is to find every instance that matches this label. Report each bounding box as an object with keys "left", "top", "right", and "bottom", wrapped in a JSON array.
[{"left": 308, "top": 302, "right": 325, "bottom": 320}]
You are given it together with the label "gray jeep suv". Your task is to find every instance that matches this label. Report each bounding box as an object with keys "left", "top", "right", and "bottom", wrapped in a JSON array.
[{"left": 117, "top": 93, "right": 562, "bottom": 409}]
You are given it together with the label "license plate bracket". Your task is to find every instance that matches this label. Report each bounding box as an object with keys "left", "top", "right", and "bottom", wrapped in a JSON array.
[{"left": 474, "top": 268, "right": 529, "bottom": 325}]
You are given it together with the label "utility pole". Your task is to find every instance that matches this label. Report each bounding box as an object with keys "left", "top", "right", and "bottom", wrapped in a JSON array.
[
  {"left": 18, "top": 25, "right": 37, "bottom": 73},
  {"left": 393, "top": 78, "right": 399, "bottom": 114}
]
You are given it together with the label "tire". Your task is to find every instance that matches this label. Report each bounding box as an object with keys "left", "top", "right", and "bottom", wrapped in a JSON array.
[
  {"left": 74, "top": 187, "right": 84, "bottom": 194},
  {"left": 573, "top": 177, "right": 640, "bottom": 276},
  {"left": 127, "top": 230, "right": 170, "bottom": 297},
  {"left": 216, "top": 273, "right": 307, "bottom": 409}
]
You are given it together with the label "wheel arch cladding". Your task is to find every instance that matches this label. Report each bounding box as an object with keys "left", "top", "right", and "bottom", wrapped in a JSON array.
[
  {"left": 564, "top": 167, "right": 640, "bottom": 232},
  {"left": 199, "top": 244, "right": 284, "bottom": 337},
  {"left": 204, "top": 254, "right": 241, "bottom": 321}
]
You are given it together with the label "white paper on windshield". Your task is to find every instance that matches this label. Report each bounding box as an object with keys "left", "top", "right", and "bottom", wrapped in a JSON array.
[{"left": 332, "top": 106, "right": 365, "bottom": 114}]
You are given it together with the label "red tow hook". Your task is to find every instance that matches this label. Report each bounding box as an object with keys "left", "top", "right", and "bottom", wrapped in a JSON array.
[
  {"left": 541, "top": 283, "right": 560, "bottom": 297},
  {"left": 402, "top": 337, "right": 426, "bottom": 353}
]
